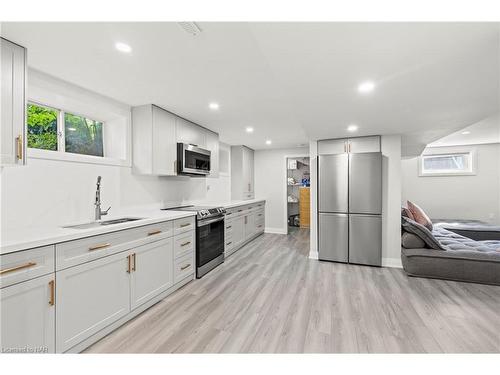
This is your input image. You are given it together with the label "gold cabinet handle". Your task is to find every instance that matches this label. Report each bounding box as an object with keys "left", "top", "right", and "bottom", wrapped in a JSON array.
[
  {"left": 148, "top": 230, "right": 162, "bottom": 236},
  {"left": 127, "top": 255, "right": 132, "bottom": 273},
  {"left": 180, "top": 264, "right": 191, "bottom": 271},
  {"left": 16, "top": 135, "right": 23, "bottom": 160},
  {"left": 180, "top": 241, "right": 191, "bottom": 247},
  {"left": 180, "top": 223, "right": 191, "bottom": 228},
  {"left": 226, "top": 225, "right": 232, "bottom": 229},
  {"left": 89, "top": 243, "right": 111, "bottom": 251},
  {"left": 132, "top": 253, "right": 136, "bottom": 272},
  {"left": 226, "top": 241, "right": 232, "bottom": 245},
  {"left": 0, "top": 261, "right": 37, "bottom": 275},
  {"left": 48, "top": 280, "right": 55, "bottom": 306}
]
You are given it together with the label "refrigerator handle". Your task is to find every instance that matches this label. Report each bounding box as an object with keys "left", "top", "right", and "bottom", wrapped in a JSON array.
[{"left": 343, "top": 141, "right": 347, "bottom": 153}]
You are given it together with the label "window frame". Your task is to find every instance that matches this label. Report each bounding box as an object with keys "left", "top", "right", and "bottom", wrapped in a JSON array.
[
  {"left": 27, "top": 101, "right": 128, "bottom": 167},
  {"left": 418, "top": 150, "right": 476, "bottom": 177}
]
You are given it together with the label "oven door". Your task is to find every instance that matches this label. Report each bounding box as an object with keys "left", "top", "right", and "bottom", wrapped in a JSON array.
[
  {"left": 197, "top": 216, "right": 224, "bottom": 267},
  {"left": 178, "top": 143, "right": 211, "bottom": 175}
]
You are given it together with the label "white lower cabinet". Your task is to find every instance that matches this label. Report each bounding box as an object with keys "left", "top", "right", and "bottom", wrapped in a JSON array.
[
  {"left": 224, "top": 202, "right": 265, "bottom": 257},
  {"left": 245, "top": 212, "right": 256, "bottom": 240},
  {"left": 56, "top": 251, "right": 131, "bottom": 353},
  {"left": 1, "top": 274, "right": 55, "bottom": 353},
  {"left": 130, "top": 238, "right": 173, "bottom": 310}
]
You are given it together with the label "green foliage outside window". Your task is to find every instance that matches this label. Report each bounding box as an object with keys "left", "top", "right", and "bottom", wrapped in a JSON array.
[
  {"left": 27, "top": 103, "right": 58, "bottom": 151},
  {"left": 65, "top": 113, "right": 103, "bottom": 157}
]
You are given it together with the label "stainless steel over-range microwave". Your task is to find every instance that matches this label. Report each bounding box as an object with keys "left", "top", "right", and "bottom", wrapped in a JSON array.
[{"left": 177, "top": 143, "right": 211, "bottom": 176}]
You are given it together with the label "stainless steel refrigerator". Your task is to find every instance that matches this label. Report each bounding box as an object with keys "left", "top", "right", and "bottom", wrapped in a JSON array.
[{"left": 318, "top": 151, "right": 382, "bottom": 266}]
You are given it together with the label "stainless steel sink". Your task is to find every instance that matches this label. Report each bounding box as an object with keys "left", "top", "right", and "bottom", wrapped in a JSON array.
[{"left": 62, "top": 217, "right": 144, "bottom": 229}]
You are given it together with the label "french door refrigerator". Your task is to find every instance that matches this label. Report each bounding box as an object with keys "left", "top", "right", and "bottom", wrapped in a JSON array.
[{"left": 318, "top": 151, "right": 382, "bottom": 266}]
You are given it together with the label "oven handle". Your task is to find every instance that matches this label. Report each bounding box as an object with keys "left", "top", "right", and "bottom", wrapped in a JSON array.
[{"left": 197, "top": 216, "right": 224, "bottom": 227}]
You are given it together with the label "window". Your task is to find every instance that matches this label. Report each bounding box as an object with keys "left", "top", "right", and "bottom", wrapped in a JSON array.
[
  {"left": 27, "top": 102, "right": 104, "bottom": 158},
  {"left": 419, "top": 152, "right": 475, "bottom": 176},
  {"left": 27, "top": 103, "right": 59, "bottom": 151},
  {"left": 64, "top": 113, "right": 103, "bottom": 157}
]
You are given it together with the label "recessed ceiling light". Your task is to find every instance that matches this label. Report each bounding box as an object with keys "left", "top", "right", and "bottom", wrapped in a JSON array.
[
  {"left": 347, "top": 124, "right": 359, "bottom": 132},
  {"left": 245, "top": 127, "right": 254, "bottom": 133},
  {"left": 208, "top": 102, "right": 220, "bottom": 111},
  {"left": 461, "top": 131, "right": 471, "bottom": 135},
  {"left": 358, "top": 81, "right": 375, "bottom": 94},
  {"left": 265, "top": 140, "right": 272, "bottom": 145},
  {"left": 115, "top": 42, "right": 132, "bottom": 53}
]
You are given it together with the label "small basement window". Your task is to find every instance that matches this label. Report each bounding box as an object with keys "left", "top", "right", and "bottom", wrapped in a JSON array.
[
  {"left": 27, "top": 102, "right": 127, "bottom": 165},
  {"left": 419, "top": 152, "right": 475, "bottom": 176}
]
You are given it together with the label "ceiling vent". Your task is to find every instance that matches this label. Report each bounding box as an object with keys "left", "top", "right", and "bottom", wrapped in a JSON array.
[{"left": 178, "top": 22, "right": 202, "bottom": 36}]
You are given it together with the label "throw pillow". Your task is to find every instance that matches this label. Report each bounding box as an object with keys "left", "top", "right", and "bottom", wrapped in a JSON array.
[
  {"left": 401, "top": 216, "right": 445, "bottom": 250},
  {"left": 407, "top": 201, "right": 433, "bottom": 231},
  {"left": 401, "top": 231, "right": 426, "bottom": 248}
]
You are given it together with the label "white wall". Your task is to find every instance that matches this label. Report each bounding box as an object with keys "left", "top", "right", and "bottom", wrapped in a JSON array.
[
  {"left": 0, "top": 70, "right": 231, "bottom": 233},
  {"left": 401, "top": 143, "right": 500, "bottom": 224},
  {"left": 254, "top": 147, "right": 309, "bottom": 234},
  {"left": 309, "top": 135, "right": 402, "bottom": 267}
]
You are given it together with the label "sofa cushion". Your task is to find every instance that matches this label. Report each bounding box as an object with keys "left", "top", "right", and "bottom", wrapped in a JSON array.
[
  {"left": 407, "top": 201, "right": 433, "bottom": 230},
  {"left": 401, "top": 231, "right": 426, "bottom": 248},
  {"left": 401, "top": 216, "right": 444, "bottom": 250}
]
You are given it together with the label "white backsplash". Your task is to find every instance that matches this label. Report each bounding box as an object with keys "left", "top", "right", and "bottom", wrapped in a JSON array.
[{"left": 1, "top": 157, "right": 231, "bottom": 231}]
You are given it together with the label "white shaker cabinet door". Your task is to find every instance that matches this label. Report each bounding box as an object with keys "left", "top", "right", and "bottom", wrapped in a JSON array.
[
  {"left": 176, "top": 117, "right": 206, "bottom": 148},
  {"left": 1, "top": 38, "right": 26, "bottom": 166},
  {"left": 56, "top": 251, "right": 130, "bottom": 353},
  {"left": 152, "top": 106, "right": 177, "bottom": 175},
  {"left": 0, "top": 274, "right": 55, "bottom": 353},
  {"left": 130, "top": 237, "right": 174, "bottom": 310}
]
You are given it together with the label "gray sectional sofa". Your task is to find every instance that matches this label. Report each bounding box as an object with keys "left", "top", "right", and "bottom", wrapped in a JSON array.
[{"left": 401, "top": 217, "right": 500, "bottom": 285}]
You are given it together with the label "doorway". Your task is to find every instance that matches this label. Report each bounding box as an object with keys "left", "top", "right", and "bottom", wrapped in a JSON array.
[{"left": 286, "top": 156, "right": 310, "bottom": 235}]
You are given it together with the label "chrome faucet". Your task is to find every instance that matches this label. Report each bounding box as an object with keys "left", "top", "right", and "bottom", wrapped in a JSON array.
[{"left": 95, "top": 176, "right": 111, "bottom": 221}]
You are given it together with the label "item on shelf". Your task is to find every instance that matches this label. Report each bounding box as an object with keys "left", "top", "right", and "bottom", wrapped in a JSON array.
[
  {"left": 287, "top": 195, "right": 298, "bottom": 203},
  {"left": 301, "top": 178, "right": 310, "bottom": 187},
  {"left": 287, "top": 177, "right": 297, "bottom": 185},
  {"left": 288, "top": 214, "right": 300, "bottom": 227},
  {"left": 288, "top": 159, "right": 298, "bottom": 169}
]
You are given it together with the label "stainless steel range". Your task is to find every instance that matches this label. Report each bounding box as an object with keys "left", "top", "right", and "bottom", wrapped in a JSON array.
[{"left": 162, "top": 205, "right": 226, "bottom": 278}]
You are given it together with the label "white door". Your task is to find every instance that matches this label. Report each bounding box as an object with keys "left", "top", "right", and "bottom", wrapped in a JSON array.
[
  {"left": 56, "top": 251, "right": 130, "bottom": 352},
  {"left": 1, "top": 38, "right": 26, "bottom": 166},
  {"left": 0, "top": 274, "right": 55, "bottom": 353},
  {"left": 130, "top": 238, "right": 173, "bottom": 310},
  {"left": 176, "top": 118, "right": 206, "bottom": 147},
  {"left": 152, "top": 106, "right": 177, "bottom": 175},
  {"left": 205, "top": 130, "right": 219, "bottom": 177},
  {"left": 245, "top": 212, "right": 256, "bottom": 240}
]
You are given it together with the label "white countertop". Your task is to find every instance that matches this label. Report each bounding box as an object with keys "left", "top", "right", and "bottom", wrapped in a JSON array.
[
  {"left": 0, "top": 199, "right": 266, "bottom": 256},
  {"left": 0, "top": 208, "right": 196, "bottom": 255}
]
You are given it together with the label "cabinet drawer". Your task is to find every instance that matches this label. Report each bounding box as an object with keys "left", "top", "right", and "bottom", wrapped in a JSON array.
[
  {"left": 174, "top": 253, "right": 194, "bottom": 284},
  {"left": 173, "top": 216, "right": 195, "bottom": 235},
  {"left": 173, "top": 231, "right": 195, "bottom": 259},
  {"left": 56, "top": 221, "right": 174, "bottom": 270},
  {"left": 0, "top": 246, "right": 55, "bottom": 288}
]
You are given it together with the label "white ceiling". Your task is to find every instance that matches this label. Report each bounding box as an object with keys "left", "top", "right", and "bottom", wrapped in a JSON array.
[
  {"left": 2, "top": 22, "right": 499, "bottom": 155},
  {"left": 429, "top": 112, "right": 500, "bottom": 147}
]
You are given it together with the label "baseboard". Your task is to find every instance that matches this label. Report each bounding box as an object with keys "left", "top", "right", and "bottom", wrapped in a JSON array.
[
  {"left": 382, "top": 257, "right": 403, "bottom": 268},
  {"left": 265, "top": 227, "right": 287, "bottom": 235},
  {"left": 308, "top": 251, "right": 319, "bottom": 260}
]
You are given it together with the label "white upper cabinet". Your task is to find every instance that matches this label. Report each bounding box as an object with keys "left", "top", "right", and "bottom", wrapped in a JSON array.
[
  {"left": 132, "top": 104, "right": 177, "bottom": 176},
  {"left": 231, "top": 145, "right": 255, "bottom": 200},
  {"left": 318, "top": 136, "right": 380, "bottom": 155},
  {"left": 318, "top": 139, "right": 347, "bottom": 155},
  {"left": 176, "top": 117, "right": 206, "bottom": 148},
  {"left": 1, "top": 38, "right": 26, "bottom": 166},
  {"left": 205, "top": 130, "right": 219, "bottom": 177}
]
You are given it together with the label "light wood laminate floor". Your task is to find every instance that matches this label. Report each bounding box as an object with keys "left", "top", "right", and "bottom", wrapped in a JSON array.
[{"left": 86, "top": 230, "right": 500, "bottom": 353}]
